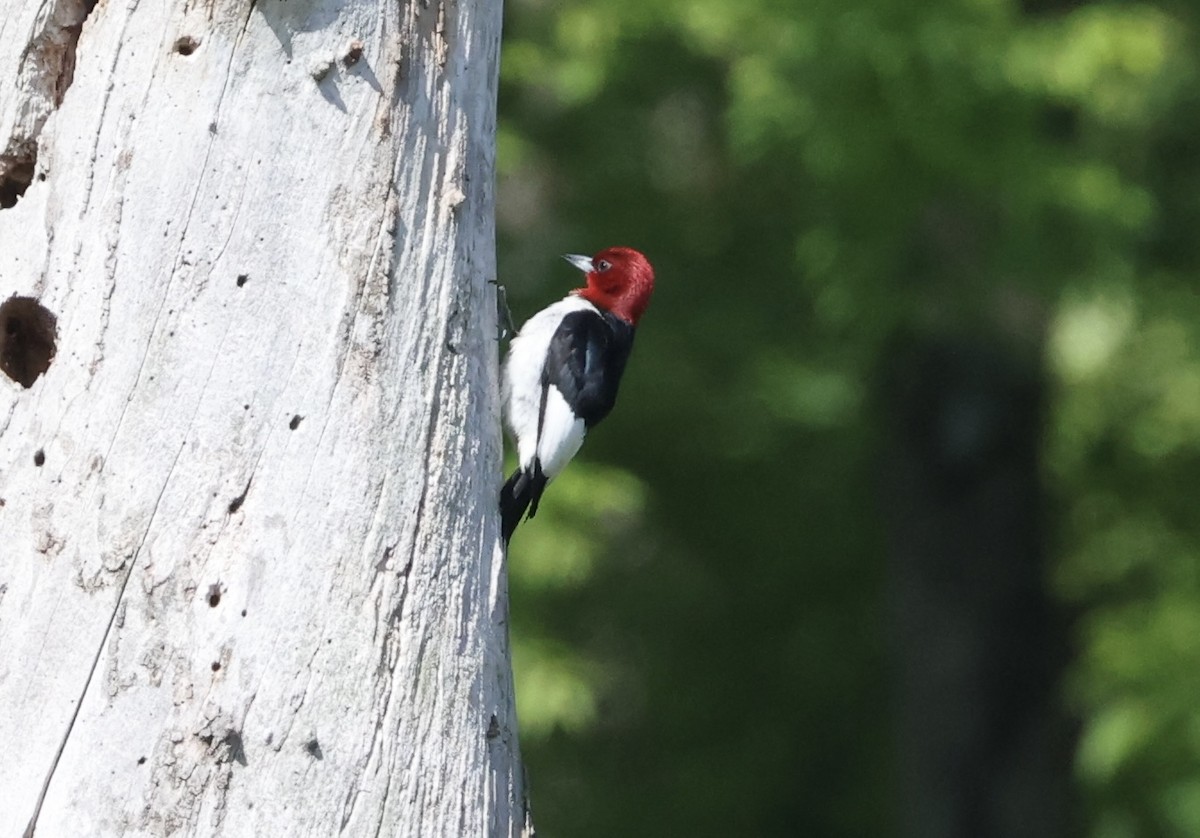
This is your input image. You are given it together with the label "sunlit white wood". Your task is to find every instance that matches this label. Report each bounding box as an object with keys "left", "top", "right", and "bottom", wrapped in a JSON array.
[{"left": 0, "top": 0, "right": 528, "bottom": 834}]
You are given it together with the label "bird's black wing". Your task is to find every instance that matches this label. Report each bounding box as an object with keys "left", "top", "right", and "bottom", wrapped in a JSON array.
[{"left": 541, "top": 309, "right": 635, "bottom": 429}]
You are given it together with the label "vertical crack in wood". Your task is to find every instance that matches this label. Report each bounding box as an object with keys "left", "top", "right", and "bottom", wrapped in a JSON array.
[{"left": 23, "top": 438, "right": 185, "bottom": 835}]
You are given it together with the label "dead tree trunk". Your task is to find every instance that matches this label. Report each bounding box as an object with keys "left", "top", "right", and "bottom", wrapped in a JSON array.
[{"left": 0, "top": 0, "right": 527, "bottom": 834}]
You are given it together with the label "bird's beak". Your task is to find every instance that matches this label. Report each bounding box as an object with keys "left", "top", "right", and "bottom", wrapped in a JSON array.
[{"left": 562, "top": 254, "right": 594, "bottom": 274}]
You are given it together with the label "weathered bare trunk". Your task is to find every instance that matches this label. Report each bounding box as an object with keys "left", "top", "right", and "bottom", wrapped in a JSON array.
[{"left": 0, "top": 0, "right": 527, "bottom": 834}]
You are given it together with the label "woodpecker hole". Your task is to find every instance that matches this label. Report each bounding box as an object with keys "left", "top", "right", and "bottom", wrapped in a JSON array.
[
  {"left": 241, "top": 609, "right": 247, "bottom": 617},
  {"left": 207, "top": 584, "right": 221, "bottom": 607},
  {"left": 211, "top": 661, "right": 221, "bottom": 672},
  {"left": 289, "top": 414, "right": 303, "bottom": 430},
  {"left": 343, "top": 40, "right": 364, "bottom": 67},
  {"left": 136, "top": 756, "right": 146, "bottom": 765},
  {"left": 305, "top": 738, "right": 323, "bottom": 759},
  {"left": 0, "top": 296, "right": 58, "bottom": 388},
  {"left": 236, "top": 274, "right": 248, "bottom": 287},
  {"left": 0, "top": 145, "right": 37, "bottom": 209},
  {"left": 33, "top": 449, "right": 45, "bottom": 467},
  {"left": 174, "top": 36, "right": 199, "bottom": 56}
]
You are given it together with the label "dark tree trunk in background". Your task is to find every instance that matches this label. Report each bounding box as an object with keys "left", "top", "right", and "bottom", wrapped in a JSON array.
[{"left": 881, "top": 334, "right": 1076, "bottom": 838}]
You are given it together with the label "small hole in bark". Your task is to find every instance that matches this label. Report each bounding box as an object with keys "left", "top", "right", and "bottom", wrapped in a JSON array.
[
  {"left": 228, "top": 478, "right": 251, "bottom": 514},
  {"left": 174, "top": 36, "right": 199, "bottom": 56},
  {"left": 241, "top": 609, "right": 247, "bottom": 617},
  {"left": 289, "top": 415, "right": 303, "bottom": 430},
  {"left": 305, "top": 738, "right": 323, "bottom": 759},
  {"left": 0, "top": 145, "right": 36, "bottom": 209},
  {"left": 0, "top": 296, "right": 57, "bottom": 387},
  {"left": 207, "top": 584, "right": 221, "bottom": 607},
  {"left": 343, "top": 40, "right": 364, "bottom": 67},
  {"left": 223, "top": 730, "right": 248, "bottom": 765},
  {"left": 33, "top": 449, "right": 45, "bottom": 467},
  {"left": 137, "top": 756, "right": 146, "bottom": 765},
  {"left": 236, "top": 274, "right": 248, "bottom": 287},
  {"left": 211, "top": 661, "right": 221, "bottom": 672}
]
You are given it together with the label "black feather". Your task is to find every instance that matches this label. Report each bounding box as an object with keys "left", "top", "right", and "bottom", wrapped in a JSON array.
[
  {"left": 500, "top": 462, "right": 549, "bottom": 543},
  {"left": 542, "top": 310, "right": 635, "bottom": 428}
]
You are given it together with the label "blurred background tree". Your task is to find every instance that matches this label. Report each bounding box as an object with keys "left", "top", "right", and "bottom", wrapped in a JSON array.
[{"left": 496, "top": 0, "right": 1200, "bottom": 835}]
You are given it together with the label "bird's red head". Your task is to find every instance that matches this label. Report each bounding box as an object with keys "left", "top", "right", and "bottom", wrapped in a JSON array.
[{"left": 565, "top": 247, "right": 655, "bottom": 326}]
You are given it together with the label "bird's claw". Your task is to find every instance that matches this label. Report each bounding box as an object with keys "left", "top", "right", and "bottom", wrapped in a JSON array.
[{"left": 491, "top": 279, "right": 515, "bottom": 341}]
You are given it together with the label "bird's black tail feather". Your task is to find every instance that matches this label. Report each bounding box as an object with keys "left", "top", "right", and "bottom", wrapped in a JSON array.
[{"left": 500, "top": 463, "right": 548, "bottom": 543}]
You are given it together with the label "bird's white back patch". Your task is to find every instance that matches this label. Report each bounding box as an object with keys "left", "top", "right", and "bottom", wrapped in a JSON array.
[{"left": 536, "top": 390, "right": 586, "bottom": 478}]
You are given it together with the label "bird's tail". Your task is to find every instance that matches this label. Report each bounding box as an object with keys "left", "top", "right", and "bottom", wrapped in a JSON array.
[{"left": 500, "top": 463, "right": 548, "bottom": 543}]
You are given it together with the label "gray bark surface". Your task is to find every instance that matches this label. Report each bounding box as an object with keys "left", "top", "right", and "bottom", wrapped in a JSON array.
[{"left": 0, "top": 0, "right": 527, "bottom": 834}]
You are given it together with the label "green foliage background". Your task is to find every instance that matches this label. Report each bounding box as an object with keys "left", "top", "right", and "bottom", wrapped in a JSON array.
[{"left": 496, "top": 0, "right": 1200, "bottom": 834}]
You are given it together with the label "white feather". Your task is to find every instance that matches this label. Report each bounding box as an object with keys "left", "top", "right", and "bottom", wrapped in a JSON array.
[{"left": 502, "top": 296, "right": 598, "bottom": 479}]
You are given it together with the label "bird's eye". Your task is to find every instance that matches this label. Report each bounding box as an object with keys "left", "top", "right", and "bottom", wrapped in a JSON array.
[{"left": 596, "top": 259, "right": 612, "bottom": 272}]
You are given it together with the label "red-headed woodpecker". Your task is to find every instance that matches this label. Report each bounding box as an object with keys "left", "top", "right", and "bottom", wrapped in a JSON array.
[{"left": 500, "top": 246, "right": 656, "bottom": 542}]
